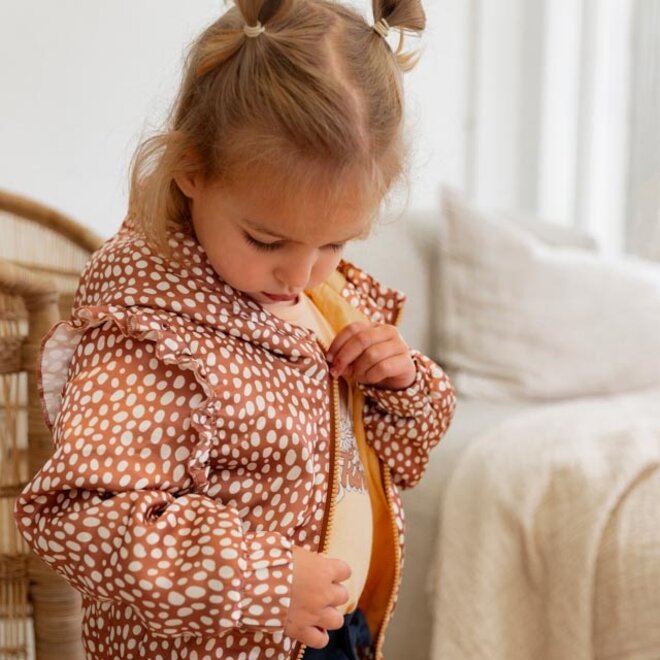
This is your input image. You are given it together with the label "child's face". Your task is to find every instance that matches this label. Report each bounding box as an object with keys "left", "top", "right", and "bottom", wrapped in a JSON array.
[{"left": 177, "top": 167, "right": 372, "bottom": 305}]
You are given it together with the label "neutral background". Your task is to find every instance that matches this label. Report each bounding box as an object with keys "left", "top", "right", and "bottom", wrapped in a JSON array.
[
  {"left": 0, "top": 1, "right": 467, "bottom": 231},
  {"left": 1, "top": 1, "right": 657, "bottom": 256}
]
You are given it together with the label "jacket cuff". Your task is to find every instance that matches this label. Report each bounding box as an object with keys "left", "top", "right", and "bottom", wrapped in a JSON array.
[
  {"left": 356, "top": 349, "right": 437, "bottom": 419},
  {"left": 238, "top": 531, "right": 295, "bottom": 632}
]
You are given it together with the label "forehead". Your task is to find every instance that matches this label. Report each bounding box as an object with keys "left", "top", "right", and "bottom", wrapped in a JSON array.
[{"left": 220, "top": 165, "right": 375, "bottom": 242}]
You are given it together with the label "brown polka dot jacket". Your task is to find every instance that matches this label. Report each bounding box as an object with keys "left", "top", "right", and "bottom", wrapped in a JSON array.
[{"left": 14, "top": 216, "right": 456, "bottom": 660}]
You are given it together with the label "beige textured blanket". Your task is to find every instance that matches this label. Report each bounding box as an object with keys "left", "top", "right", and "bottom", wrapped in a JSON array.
[{"left": 428, "top": 388, "right": 660, "bottom": 660}]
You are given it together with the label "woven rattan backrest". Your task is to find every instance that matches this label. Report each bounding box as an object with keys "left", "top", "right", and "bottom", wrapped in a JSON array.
[
  {"left": 0, "top": 189, "right": 99, "bottom": 659},
  {"left": 0, "top": 261, "right": 42, "bottom": 659},
  {"left": 0, "top": 189, "right": 103, "bottom": 320}
]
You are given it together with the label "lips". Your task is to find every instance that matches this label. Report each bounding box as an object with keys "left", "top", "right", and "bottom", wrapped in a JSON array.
[{"left": 262, "top": 292, "right": 299, "bottom": 302}]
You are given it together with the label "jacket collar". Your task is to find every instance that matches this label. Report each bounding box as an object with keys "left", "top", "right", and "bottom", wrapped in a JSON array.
[{"left": 73, "top": 214, "right": 406, "bottom": 360}]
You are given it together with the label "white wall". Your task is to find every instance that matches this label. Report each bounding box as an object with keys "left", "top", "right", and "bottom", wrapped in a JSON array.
[
  {"left": 0, "top": 1, "right": 470, "bottom": 239},
  {"left": 0, "top": 1, "right": 639, "bottom": 253},
  {"left": 466, "top": 0, "right": 634, "bottom": 255},
  {"left": 626, "top": 0, "right": 660, "bottom": 260}
]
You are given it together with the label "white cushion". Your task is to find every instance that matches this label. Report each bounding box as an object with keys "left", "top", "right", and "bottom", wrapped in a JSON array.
[
  {"left": 435, "top": 185, "right": 660, "bottom": 401},
  {"left": 345, "top": 211, "right": 434, "bottom": 354}
]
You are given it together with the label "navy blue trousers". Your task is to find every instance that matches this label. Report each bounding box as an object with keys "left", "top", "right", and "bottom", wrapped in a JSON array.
[{"left": 301, "top": 607, "right": 373, "bottom": 660}]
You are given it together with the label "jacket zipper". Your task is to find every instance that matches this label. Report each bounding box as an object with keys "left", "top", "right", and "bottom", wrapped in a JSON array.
[
  {"left": 372, "top": 463, "right": 400, "bottom": 660},
  {"left": 291, "top": 340, "right": 341, "bottom": 660},
  {"left": 291, "top": 298, "right": 406, "bottom": 660},
  {"left": 372, "top": 300, "right": 406, "bottom": 660}
]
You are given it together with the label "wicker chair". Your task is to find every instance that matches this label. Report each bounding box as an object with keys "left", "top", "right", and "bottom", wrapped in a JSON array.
[
  {"left": 0, "top": 190, "right": 103, "bottom": 659},
  {"left": 0, "top": 189, "right": 103, "bottom": 319}
]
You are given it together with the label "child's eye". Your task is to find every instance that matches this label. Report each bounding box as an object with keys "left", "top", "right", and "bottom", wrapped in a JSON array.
[
  {"left": 244, "top": 233, "right": 282, "bottom": 251},
  {"left": 243, "top": 232, "right": 346, "bottom": 252}
]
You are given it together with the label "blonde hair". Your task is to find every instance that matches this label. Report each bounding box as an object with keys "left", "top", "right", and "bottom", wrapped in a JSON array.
[{"left": 128, "top": 0, "right": 426, "bottom": 256}]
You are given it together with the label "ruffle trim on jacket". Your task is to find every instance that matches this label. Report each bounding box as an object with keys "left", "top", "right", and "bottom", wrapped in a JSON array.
[
  {"left": 37, "top": 304, "right": 224, "bottom": 495},
  {"left": 336, "top": 259, "right": 407, "bottom": 327}
]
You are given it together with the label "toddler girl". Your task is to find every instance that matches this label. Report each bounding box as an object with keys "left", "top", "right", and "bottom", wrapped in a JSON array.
[{"left": 14, "top": 1, "right": 456, "bottom": 658}]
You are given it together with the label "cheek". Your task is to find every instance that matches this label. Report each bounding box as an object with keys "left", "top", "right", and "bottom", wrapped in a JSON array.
[
  {"left": 206, "top": 242, "right": 254, "bottom": 284},
  {"left": 312, "top": 251, "right": 343, "bottom": 283}
]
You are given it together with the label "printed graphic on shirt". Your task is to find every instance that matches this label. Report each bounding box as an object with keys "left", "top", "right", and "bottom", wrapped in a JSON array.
[{"left": 336, "top": 386, "right": 368, "bottom": 502}]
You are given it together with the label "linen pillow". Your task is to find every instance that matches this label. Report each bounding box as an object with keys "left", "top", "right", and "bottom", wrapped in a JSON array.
[
  {"left": 435, "top": 185, "right": 660, "bottom": 401},
  {"left": 345, "top": 211, "right": 433, "bottom": 354}
]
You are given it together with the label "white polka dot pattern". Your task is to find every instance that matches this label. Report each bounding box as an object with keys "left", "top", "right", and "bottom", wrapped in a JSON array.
[
  {"left": 13, "top": 214, "right": 456, "bottom": 659},
  {"left": 20, "top": 321, "right": 296, "bottom": 640},
  {"left": 357, "top": 349, "right": 457, "bottom": 490}
]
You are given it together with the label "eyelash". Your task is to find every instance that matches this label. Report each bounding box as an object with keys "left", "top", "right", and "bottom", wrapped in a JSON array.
[
  {"left": 244, "top": 234, "right": 279, "bottom": 251},
  {"left": 244, "top": 233, "right": 345, "bottom": 252}
]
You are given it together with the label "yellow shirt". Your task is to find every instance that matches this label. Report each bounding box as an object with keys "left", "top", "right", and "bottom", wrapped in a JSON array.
[{"left": 263, "top": 292, "right": 373, "bottom": 613}]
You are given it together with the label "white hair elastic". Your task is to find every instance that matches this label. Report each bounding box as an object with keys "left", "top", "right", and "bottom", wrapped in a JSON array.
[
  {"left": 373, "top": 17, "right": 390, "bottom": 38},
  {"left": 243, "top": 21, "right": 266, "bottom": 38}
]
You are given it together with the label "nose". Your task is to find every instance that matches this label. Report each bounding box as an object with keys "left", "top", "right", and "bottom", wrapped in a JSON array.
[{"left": 275, "top": 255, "right": 315, "bottom": 293}]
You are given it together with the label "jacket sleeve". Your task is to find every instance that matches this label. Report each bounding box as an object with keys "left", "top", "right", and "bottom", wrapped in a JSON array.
[
  {"left": 355, "top": 348, "right": 457, "bottom": 490},
  {"left": 13, "top": 321, "right": 294, "bottom": 638}
]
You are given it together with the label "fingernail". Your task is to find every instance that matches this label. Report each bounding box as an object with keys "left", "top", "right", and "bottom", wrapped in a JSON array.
[{"left": 327, "top": 353, "right": 334, "bottom": 363}]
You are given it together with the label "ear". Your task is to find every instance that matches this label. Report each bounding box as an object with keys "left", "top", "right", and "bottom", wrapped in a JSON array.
[
  {"left": 173, "top": 170, "right": 200, "bottom": 200},
  {"left": 173, "top": 148, "right": 204, "bottom": 199}
]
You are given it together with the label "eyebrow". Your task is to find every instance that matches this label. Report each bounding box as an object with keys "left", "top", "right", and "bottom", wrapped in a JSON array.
[{"left": 242, "top": 218, "right": 365, "bottom": 244}]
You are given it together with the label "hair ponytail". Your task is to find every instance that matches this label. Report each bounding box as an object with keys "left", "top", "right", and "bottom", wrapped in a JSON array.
[
  {"left": 235, "top": 0, "right": 295, "bottom": 25},
  {"left": 195, "top": 0, "right": 297, "bottom": 77},
  {"left": 372, "top": 0, "right": 426, "bottom": 72}
]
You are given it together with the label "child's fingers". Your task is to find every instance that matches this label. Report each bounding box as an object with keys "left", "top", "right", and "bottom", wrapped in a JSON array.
[
  {"left": 318, "top": 606, "right": 346, "bottom": 631},
  {"left": 345, "top": 339, "right": 405, "bottom": 381},
  {"left": 328, "top": 583, "right": 350, "bottom": 608},
  {"left": 328, "top": 325, "right": 393, "bottom": 376},
  {"left": 361, "top": 352, "right": 415, "bottom": 386},
  {"left": 328, "top": 556, "right": 352, "bottom": 582},
  {"left": 326, "top": 321, "right": 373, "bottom": 363},
  {"left": 305, "top": 627, "right": 330, "bottom": 651}
]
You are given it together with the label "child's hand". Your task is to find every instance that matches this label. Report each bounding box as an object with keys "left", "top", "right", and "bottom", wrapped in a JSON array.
[
  {"left": 326, "top": 321, "right": 416, "bottom": 390},
  {"left": 285, "top": 545, "right": 352, "bottom": 649}
]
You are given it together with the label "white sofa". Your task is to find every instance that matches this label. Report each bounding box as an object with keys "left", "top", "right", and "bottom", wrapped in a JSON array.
[{"left": 345, "top": 189, "right": 660, "bottom": 660}]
